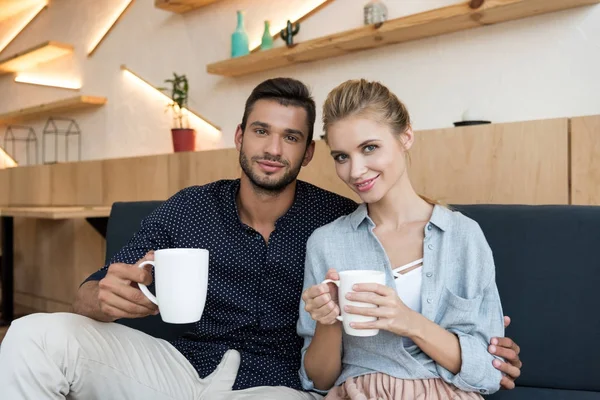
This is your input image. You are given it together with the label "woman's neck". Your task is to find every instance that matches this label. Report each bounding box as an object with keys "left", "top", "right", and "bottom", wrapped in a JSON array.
[{"left": 368, "top": 174, "right": 433, "bottom": 230}]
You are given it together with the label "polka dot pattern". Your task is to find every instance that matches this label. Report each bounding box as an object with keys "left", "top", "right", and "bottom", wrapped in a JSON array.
[{"left": 88, "top": 179, "right": 357, "bottom": 390}]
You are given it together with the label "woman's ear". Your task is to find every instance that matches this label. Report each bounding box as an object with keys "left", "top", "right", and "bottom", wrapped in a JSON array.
[{"left": 401, "top": 127, "right": 415, "bottom": 151}]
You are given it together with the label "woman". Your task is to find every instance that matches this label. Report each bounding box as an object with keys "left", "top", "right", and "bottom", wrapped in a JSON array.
[{"left": 297, "top": 79, "right": 504, "bottom": 399}]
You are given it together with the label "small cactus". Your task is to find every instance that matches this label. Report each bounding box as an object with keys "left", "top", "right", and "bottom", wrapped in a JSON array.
[{"left": 280, "top": 20, "right": 300, "bottom": 47}]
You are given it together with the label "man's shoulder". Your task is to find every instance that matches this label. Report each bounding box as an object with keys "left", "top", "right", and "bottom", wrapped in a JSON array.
[
  {"left": 174, "top": 179, "right": 237, "bottom": 201},
  {"left": 297, "top": 180, "right": 358, "bottom": 215}
]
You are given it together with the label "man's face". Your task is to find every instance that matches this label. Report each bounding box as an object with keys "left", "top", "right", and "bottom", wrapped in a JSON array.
[{"left": 235, "top": 99, "right": 315, "bottom": 193}]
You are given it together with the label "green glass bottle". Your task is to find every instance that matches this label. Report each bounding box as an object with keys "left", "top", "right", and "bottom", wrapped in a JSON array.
[
  {"left": 231, "top": 10, "right": 249, "bottom": 58},
  {"left": 261, "top": 20, "right": 273, "bottom": 50}
]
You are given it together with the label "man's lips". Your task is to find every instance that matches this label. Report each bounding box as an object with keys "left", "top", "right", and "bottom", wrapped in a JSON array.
[{"left": 257, "top": 160, "right": 285, "bottom": 172}]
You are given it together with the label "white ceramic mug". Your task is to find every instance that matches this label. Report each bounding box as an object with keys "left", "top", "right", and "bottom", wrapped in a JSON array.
[
  {"left": 323, "top": 270, "right": 386, "bottom": 337},
  {"left": 138, "top": 248, "right": 209, "bottom": 324}
]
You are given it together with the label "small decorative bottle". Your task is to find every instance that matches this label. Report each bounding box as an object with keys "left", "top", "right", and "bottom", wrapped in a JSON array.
[
  {"left": 260, "top": 20, "right": 274, "bottom": 50},
  {"left": 231, "top": 10, "right": 249, "bottom": 58},
  {"left": 364, "top": 0, "right": 388, "bottom": 25}
]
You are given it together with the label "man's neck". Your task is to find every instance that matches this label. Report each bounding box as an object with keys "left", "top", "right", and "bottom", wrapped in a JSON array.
[{"left": 236, "top": 175, "right": 297, "bottom": 233}]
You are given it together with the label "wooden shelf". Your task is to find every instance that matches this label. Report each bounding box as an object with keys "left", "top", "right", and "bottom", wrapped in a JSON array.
[
  {"left": 154, "top": 0, "right": 222, "bottom": 13},
  {"left": 0, "top": 206, "right": 111, "bottom": 219},
  {"left": 0, "top": 41, "right": 73, "bottom": 75},
  {"left": 0, "top": 96, "right": 107, "bottom": 125},
  {"left": 0, "top": 0, "right": 43, "bottom": 22},
  {"left": 207, "top": 0, "right": 600, "bottom": 77}
]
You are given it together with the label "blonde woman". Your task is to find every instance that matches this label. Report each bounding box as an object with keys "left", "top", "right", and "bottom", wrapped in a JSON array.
[{"left": 298, "top": 79, "right": 505, "bottom": 399}]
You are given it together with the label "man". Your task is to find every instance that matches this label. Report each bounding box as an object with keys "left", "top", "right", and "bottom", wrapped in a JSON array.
[{"left": 0, "top": 78, "right": 521, "bottom": 399}]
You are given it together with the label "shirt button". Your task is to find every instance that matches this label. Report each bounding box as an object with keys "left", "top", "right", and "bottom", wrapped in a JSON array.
[
  {"left": 427, "top": 244, "right": 433, "bottom": 250},
  {"left": 427, "top": 224, "right": 433, "bottom": 230},
  {"left": 427, "top": 298, "right": 432, "bottom": 304},
  {"left": 426, "top": 272, "right": 433, "bottom": 278}
]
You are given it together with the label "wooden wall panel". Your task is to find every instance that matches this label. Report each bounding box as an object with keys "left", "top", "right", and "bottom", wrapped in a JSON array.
[
  {"left": 13, "top": 218, "right": 105, "bottom": 309},
  {"left": 0, "top": 169, "right": 9, "bottom": 206},
  {"left": 409, "top": 118, "right": 569, "bottom": 205},
  {"left": 102, "top": 155, "right": 171, "bottom": 204},
  {"left": 571, "top": 115, "right": 600, "bottom": 205},
  {"left": 51, "top": 161, "right": 104, "bottom": 206},
  {"left": 167, "top": 148, "right": 240, "bottom": 195},
  {"left": 9, "top": 164, "right": 51, "bottom": 205}
]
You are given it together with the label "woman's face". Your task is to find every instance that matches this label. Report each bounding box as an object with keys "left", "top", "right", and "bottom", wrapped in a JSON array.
[{"left": 327, "top": 115, "right": 413, "bottom": 204}]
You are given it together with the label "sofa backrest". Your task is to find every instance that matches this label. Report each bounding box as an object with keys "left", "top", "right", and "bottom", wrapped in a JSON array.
[
  {"left": 105, "top": 202, "right": 600, "bottom": 392},
  {"left": 106, "top": 201, "right": 195, "bottom": 340},
  {"left": 453, "top": 205, "right": 600, "bottom": 393}
]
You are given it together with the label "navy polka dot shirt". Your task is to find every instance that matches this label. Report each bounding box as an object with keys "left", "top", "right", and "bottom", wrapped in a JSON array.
[{"left": 86, "top": 179, "right": 357, "bottom": 390}]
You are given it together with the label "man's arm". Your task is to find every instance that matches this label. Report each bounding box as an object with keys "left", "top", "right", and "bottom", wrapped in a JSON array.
[
  {"left": 74, "top": 189, "right": 189, "bottom": 322},
  {"left": 490, "top": 316, "right": 522, "bottom": 390},
  {"left": 73, "top": 253, "right": 158, "bottom": 322}
]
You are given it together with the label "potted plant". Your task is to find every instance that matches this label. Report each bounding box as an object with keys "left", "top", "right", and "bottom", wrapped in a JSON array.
[{"left": 160, "top": 73, "right": 196, "bottom": 152}]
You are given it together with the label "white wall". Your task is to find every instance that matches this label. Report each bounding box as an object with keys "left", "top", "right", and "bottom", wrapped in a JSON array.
[{"left": 0, "top": 0, "right": 599, "bottom": 165}]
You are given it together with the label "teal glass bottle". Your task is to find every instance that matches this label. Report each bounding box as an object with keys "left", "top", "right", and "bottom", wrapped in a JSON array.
[
  {"left": 231, "top": 10, "right": 249, "bottom": 58},
  {"left": 260, "top": 20, "right": 273, "bottom": 50}
]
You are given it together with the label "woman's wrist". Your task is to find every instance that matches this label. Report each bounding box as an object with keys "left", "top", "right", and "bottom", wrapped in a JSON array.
[{"left": 402, "top": 309, "right": 427, "bottom": 340}]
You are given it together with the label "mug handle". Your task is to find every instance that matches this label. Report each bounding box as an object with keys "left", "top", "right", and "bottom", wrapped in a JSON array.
[
  {"left": 137, "top": 260, "right": 158, "bottom": 305},
  {"left": 321, "top": 279, "right": 343, "bottom": 322}
]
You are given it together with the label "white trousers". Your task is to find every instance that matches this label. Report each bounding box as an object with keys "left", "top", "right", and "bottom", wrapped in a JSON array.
[{"left": 0, "top": 313, "right": 322, "bottom": 400}]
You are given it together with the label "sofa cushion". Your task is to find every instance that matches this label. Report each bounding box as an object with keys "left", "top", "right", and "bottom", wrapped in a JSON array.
[
  {"left": 454, "top": 205, "right": 600, "bottom": 393},
  {"left": 487, "top": 387, "right": 600, "bottom": 400}
]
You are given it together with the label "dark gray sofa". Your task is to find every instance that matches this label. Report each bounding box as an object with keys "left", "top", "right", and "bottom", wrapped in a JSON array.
[{"left": 104, "top": 201, "right": 600, "bottom": 399}]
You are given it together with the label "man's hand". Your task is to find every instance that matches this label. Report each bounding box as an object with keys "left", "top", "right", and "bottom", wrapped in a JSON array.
[
  {"left": 97, "top": 252, "right": 159, "bottom": 321},
  {"left": 489, "top": 316, "right": 522, "bottom": 390}
]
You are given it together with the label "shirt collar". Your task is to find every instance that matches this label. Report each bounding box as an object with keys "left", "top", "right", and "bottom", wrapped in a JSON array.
[
  {"left": 349, "top": 203, "right": 451, "bottom": 231},
  {"left": 228, "top": 179, "right": 307, "bottom": 228}
]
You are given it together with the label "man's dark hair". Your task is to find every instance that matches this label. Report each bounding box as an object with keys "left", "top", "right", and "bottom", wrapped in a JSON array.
[{"left": 240, "top": 78, "right": 316, "bottom": 144}]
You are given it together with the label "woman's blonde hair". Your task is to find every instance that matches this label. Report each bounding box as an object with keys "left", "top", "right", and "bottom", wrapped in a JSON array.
[
  {"left": 322, "top": 79, "right": 411, "bottom": 143},
  {"left": 322, "top": 79, "right": 440, "bottom": 206}
]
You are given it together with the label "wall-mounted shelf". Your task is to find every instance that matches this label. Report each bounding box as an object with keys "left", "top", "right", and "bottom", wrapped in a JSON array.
[
  {"left": 0, "top": 96, "right": 107, "bottom": 125},
  {"left": 0, "top": 0, "right": 43, "bottom": 22},
  {"left": 0, "top": 41, "right": 73, "bottom": 74},
  {"left": 207, "top": 0, "right": 600, "bottom": 77},
  {"left": 154, "top": 0, "right": 222, "bottom": 13}
]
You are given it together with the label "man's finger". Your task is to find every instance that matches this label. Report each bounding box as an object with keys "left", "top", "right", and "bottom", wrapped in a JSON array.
[
  {"left": 500, "top": 376, "right": 515, "bottom": 390},
  {"left": 493, "top": 358, "right": 521, "bottom": 380},
  {"left": 100, "top": 291, "right": 158, "bottom": 318},
  {"left": 489, "top": 345, "right": 518, "bottom": 364},
  {"left": 504, "top": 315, "right": 511, "bottom": 328},
  {"left": 492, "top": 337, "right": 520, "bottom": 356},
  {"left": 100, "top": 279, "right": 158, "bottom": 311}
]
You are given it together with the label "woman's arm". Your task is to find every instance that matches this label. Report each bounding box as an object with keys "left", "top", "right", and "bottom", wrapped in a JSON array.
[
  {"left": 304, "top": 321, "right": 343, "bottom": 390},
  {"left": 297, "top": 237, "right": 344, "bottom": 392},
  {"left": 409, "top": 312, "right": 461, "bottom": 374}
]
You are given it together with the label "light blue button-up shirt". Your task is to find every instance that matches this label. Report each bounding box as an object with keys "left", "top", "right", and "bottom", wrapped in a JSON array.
[{"left": 297, "top": 204, "right": 504, "bottom": 395}]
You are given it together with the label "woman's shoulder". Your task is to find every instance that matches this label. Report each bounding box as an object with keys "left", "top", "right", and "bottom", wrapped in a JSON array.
[{"left": 308, "top": 212, "right": 355, "bottom": 245}]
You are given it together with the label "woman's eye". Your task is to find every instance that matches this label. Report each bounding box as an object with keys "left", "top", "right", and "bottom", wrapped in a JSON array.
[
  {"left": 334, "top": 154, "right": 348, "bottom": 163},
  {"left": 364, "top": 144, "right": 377, "bottom": 153}
]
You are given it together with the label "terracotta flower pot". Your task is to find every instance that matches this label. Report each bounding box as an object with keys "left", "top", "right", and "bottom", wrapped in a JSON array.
[{"left": 171, "top": 128, "right": 196, "bottom": 152}]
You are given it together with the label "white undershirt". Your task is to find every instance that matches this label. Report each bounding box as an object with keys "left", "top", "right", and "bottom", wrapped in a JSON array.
[{"left": 393, "top": 258, "right": 423, "bottom": 347}]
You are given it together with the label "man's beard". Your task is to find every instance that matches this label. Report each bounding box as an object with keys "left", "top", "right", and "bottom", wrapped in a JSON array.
[{"left": 239, "top": 150, "right": 303, "bottom": 194}]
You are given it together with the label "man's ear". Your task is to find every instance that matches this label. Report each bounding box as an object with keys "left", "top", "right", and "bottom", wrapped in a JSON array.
[
  {"left": 235, "top": 124, "right": 244, "bottom": 151},
  {"left": 302, "top": 140, "right": 316, "bottom": 167}
]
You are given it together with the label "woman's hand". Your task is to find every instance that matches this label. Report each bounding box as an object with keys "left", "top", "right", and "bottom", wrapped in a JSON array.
[
  {"left": 302, "top": 269, "right": 341, "bottom": 325},
  {"left": 344, "top": 282, "right": 419, "bottom": 337}
]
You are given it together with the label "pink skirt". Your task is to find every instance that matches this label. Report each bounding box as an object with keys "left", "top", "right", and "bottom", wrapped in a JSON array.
[{"left": 324, "top": 374, "right": 484, "bottom": 400}]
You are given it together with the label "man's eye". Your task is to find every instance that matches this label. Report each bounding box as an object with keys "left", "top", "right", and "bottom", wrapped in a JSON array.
[
  {"left": 256, "top": 129, "right": 267, "bottom": 135},
  {"left": 286, "top": 135, "right": 298, "bottom": 142}
]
